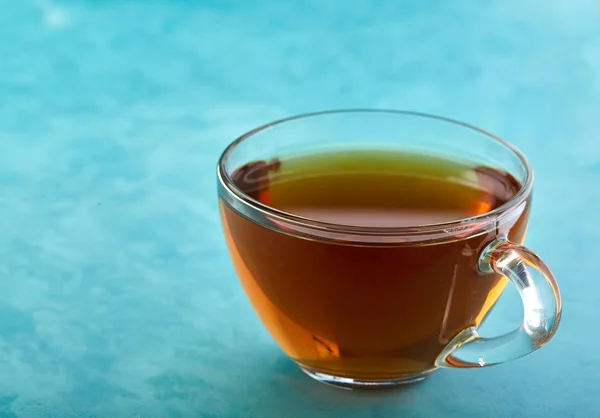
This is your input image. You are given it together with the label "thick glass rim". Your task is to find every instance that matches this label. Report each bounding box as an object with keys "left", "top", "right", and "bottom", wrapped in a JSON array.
[{"left": 217, "top": 109, "right": 533, "bottom": 237}]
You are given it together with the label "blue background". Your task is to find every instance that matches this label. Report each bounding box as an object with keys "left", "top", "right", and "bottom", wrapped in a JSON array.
[{"left": 1, "top": 0, "right": 599, "bottom": 416}]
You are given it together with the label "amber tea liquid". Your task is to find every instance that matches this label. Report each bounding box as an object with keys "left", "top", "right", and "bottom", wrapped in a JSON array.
[{"left": 220, "top": 150, "right": 529, "bottom": 380}]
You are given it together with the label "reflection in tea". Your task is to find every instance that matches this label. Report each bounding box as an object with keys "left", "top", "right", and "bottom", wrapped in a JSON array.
[{"left": 220, "top": 150, "right": 529, "bottom": 380}]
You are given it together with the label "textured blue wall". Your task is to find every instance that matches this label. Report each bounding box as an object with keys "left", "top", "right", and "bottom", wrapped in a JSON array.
[{"left": 1, "top": 0, "right": 599, "bottom": 416}]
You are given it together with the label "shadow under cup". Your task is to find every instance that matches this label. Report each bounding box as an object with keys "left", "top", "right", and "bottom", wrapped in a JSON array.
[{"left": 217, "top": 110, "right": 562, "bottom": 389}]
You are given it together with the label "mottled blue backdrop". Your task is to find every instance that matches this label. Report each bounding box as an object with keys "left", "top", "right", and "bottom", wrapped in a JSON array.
[{"left": 1, "top": 0, "right": 599, "bottom": 416}]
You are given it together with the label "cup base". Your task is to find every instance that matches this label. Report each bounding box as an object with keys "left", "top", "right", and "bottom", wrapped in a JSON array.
[{"left": 298, "top": 365, "right": 438, "bottom": 390}]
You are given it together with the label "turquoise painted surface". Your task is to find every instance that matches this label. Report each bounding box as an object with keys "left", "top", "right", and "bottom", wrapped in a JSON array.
[{"left": 1, "top": 0, "right": 599, "bottom": 416}]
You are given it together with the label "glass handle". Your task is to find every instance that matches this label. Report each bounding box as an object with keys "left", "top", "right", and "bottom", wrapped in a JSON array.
[{"left": 436, "top": 239, "right": 562, "bottom": 368}]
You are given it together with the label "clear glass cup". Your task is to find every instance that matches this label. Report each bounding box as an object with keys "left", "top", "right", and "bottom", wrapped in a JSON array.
[{"left": 217, "top": 110, "right": 562, "bottom": 389}]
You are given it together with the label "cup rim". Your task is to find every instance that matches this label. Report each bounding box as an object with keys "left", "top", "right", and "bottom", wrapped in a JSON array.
[{"left": 217, "top": 109, "right": 533, "bottom": 237}]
